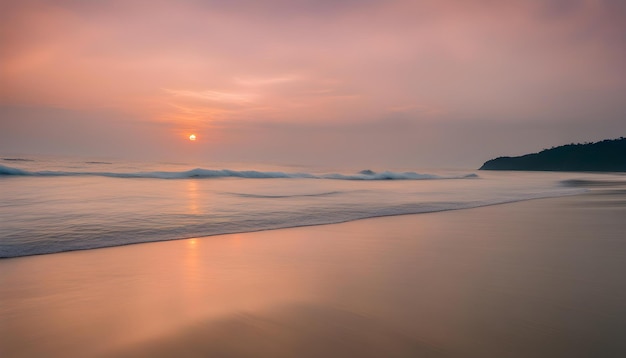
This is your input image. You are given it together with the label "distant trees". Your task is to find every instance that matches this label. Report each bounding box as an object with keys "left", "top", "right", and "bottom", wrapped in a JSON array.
[{"left": 480, "top": 138, "right": 626, "bottom": 172}]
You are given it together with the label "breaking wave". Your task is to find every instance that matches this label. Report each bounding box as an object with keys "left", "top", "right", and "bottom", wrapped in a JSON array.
[{"left": 0, "top": 164, "right": 478, "bottom": 181}]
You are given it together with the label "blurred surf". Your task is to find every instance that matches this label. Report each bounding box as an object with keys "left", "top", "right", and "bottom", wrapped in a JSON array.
[
  {"left": 0, "top": 164, "right": 476, "bottom": 181},
  {"left": 1, "top": 157, "right": 605, "bottom": 258}
]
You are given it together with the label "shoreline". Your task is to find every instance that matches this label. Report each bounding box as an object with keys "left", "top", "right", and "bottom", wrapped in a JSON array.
[
  {"left": 0, "top": 189, "right": 588, "bottom": 260},
  {"left": 2, "top": 191, "right": 625, "bottom": 357}
]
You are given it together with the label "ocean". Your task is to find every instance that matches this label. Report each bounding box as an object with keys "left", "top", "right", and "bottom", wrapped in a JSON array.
[
  {"left": 3, "top": 156, "right": 626, "bottom": 357},
  {"left": 1, "top": 156, "right": 615, "bottom": 258}
]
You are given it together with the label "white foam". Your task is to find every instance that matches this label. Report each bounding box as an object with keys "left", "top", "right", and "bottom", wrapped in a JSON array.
[{"left": 0, "top": 164, "right": 478, "bottom": 181}]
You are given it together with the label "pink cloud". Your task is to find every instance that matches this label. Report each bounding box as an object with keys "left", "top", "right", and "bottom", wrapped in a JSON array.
[{"left": 1, "top": 0, "right": 625, "bottom": 165}]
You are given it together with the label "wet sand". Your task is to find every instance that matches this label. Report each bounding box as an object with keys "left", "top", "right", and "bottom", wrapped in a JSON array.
[{"left": 1, "top": 191, "right": 626, "bottom": 357}]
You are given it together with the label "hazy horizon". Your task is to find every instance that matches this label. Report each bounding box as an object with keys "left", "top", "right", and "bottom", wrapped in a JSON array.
[{"left": 2, "top": 0, "right": 625, "bottom": 168}]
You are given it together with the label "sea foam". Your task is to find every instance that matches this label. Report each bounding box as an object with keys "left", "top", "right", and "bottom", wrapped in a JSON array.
[{"left": 0, "top": 164, "right": 477, "bottom": 181}]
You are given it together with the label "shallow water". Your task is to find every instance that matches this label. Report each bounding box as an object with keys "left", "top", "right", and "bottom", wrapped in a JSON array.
[{"left": 1, "top": 156, "right": 610, "bottom": 258}]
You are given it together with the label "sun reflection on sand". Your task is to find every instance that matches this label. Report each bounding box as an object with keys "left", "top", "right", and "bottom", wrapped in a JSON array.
[{"left": 183, "top": 237, "right": 203, "bottom": 310}]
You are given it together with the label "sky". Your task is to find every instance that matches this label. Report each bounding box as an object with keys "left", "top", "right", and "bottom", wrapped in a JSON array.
[{"left": 1, "top": 0, "right": 625, "bottom": 168}]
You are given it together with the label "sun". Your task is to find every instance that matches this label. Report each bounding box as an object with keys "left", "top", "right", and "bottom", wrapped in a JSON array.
[{"left": 189, "top": 134, "right": 197, "bottom": 141}]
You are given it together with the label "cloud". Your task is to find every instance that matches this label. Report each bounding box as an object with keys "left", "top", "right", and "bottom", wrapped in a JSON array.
[
  {"left": 1, "top": 0, "right": 625, "bottom": 165},
  {"left": 164, "top": 89, "right": 258, "bottom": 105},
  {"left": 234, "top": 75, "right": 301, "bottom": 87}
]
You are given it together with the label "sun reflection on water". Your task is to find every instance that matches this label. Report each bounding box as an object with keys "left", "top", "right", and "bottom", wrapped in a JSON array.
[{"left": 186, "top": 180, "right": 200, "bottom": 215}]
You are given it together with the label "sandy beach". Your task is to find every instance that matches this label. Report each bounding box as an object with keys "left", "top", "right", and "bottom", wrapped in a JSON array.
[
  {"left": 4, "top": 1, "right": 626, "bottom": 356},
  {"left": 2, "top": 190, "right": 626, "bottom": 358}
]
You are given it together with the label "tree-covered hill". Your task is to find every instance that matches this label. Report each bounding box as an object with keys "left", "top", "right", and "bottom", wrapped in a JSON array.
[{"left": 480, "top": 138, "right": 626, "bottom": 172}]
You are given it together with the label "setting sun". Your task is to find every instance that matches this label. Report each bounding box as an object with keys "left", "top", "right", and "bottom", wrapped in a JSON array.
[{"left": 189, "top": 134, "right": 197, "bottom": 141}]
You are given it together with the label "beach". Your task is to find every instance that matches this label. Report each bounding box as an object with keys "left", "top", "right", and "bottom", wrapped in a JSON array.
[
  {"left": 4, "top": 1, "right": 626, "bottom": 356},
  {"left": 2, "top": 189, "right": 625, "bottom": 358}
]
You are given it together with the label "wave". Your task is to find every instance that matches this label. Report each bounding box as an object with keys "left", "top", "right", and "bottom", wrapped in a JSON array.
[
  {"left": 2, "top": 157, "right": 35, "bottom": 162},
  {"left": 226, "top": 191, "right": 343, "bottom": 199},
  {"left": 0, "top": 164, "right": 478, "bottom": 181},
  {"left": 0, "top": 187, "right": 585, "bottom": 258},
  {"left": 0, "top": 165, "right": 30, "bottom": 175},
  {"left": 321, "top": 172, "right": 478, "bottom": 180},
  {"left": 560, "top": 179, "right": 626, "bottom": 187}
]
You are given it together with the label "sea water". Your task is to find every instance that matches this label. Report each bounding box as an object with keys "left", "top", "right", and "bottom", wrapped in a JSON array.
[{"left": 0, "top": 155, "right": 611, "bottom": 258}]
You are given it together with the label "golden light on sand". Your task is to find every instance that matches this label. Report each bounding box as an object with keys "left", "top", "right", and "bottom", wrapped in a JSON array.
[{"left": 189, "top": 134, "right": 197, "bottom": 141}]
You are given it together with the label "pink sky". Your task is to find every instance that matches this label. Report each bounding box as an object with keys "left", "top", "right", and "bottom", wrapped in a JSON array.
[{"left": 2, "top": 0, "right": 625, "bottom": 167}]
